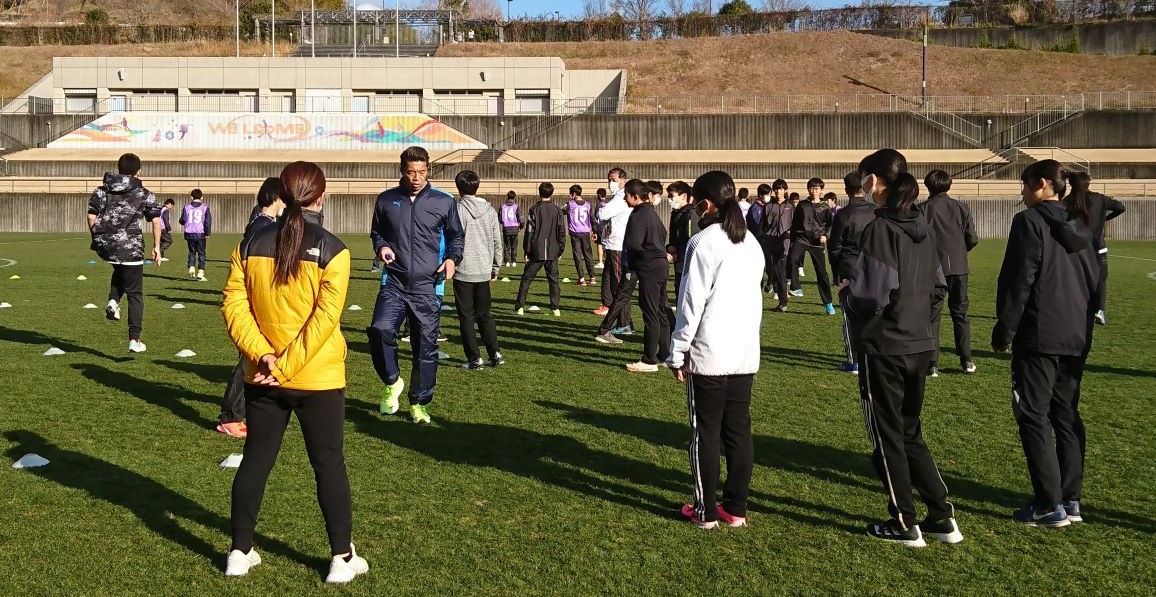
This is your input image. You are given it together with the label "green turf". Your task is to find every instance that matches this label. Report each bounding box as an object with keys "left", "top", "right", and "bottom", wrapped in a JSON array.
[{"left": 1, "top": 233, "right": 1154, "bottom": 595}]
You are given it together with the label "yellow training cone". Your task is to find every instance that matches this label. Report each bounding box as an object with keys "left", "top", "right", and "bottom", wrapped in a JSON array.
[{"left": 9, "top": 275, "right": 20, "bottom": 280}]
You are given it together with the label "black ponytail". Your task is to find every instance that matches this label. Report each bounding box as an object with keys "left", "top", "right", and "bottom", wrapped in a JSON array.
[
  {"left": 1064, "top": 171, "right": 1092, "bottom": 225},
  {"left": 1020, "top": 159, "right": 1068, "bottom": 201},
  {"left": 885, "top": 172, "right": 921, "bottom": 212},
  {"left": 692, "top": 170, "right": 746, "bottom": 244}
]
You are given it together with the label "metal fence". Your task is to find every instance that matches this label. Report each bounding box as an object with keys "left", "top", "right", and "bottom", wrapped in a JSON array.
[
  {"left": 6, "top": 91, "right": 1154, "bottom": 119},
  {"left": 2, "top": 194, "right": 1153, "bottom": 238}
]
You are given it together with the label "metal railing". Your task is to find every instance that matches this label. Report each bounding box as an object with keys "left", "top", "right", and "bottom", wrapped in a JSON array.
[
  {"left": 2, "top": 176, "right": 1152, "bottom": 196},
  {"left": 6, "top": 91, "right": 1154, "bottom": 117}
]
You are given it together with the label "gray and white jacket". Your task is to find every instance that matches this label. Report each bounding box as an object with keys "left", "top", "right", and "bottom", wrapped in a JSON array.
[
  {"left": 87, "top": 173, "right": 161, "bottom": 265},
  {"left": 455, "top": 195, "right": 502, "bottom": 283}
]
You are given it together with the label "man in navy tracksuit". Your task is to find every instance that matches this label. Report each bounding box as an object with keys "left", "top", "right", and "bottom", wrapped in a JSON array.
[
  {"left": 368, "top": 146, "right": 465, "bottom": 425},
  {"left": 828, "top": 172, "right": 876, "bottom": 374}
]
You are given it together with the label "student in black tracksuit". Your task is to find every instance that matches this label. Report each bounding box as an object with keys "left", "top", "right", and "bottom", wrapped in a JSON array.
[
  {"left": 514, "top": 182, "right": 566, "bottom": 315},
  {"left": 1067, "top": 172, "right": 1126, "bottom": 325},
  {"left": 665, "top": 180, "right": 698, "bottom": 302},
  {"left": 789, "top": 178, "right": 835, "bottom": 313},
  {"left": 747, "top": 183, "right": 772, "bottom": 292},
  {"left": 994, "top": 160, "right": 1099, "bottom": 528},
  {"left": 828, "top": 172, "right": 875, "bottom": 374},
  {"left": 921, "top": 170, "right": 979, "bottom": 376},
  {"left": 764, "top": 180, "right": 791, "bottom": 311},
  {"left": 218, "top": 177, "right": 285, "bottom": 438},
  {"left": 842, "top": 149, "right": 957, "bottom": 548},
  {"left": 622, "top": 179, "right": 672, "bottom": 372}
]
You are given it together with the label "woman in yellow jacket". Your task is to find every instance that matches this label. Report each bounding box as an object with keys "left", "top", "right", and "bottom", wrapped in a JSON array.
[{"left": 221, "top": 161, "right": 368, "bottom": 584}]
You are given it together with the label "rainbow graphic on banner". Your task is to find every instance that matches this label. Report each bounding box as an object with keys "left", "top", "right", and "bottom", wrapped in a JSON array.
[{"left": 50, "top": 112, "right": 487, "bottom": 150}]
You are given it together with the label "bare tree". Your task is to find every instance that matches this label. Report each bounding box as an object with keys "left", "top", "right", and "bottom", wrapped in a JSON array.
[
  {"left": 666, "top": 0, "right": 687, "bottom": 17},
  {"left": 611, "top": 0, "right": 662, "bottom": 21},
  {"left": 467, "top": 0, "right": 503, "bottom": 19},
  {"left": 760, "top": 0, "right": 810, "bottom": 11},
  {"left": 689, "top": 0, "right": 712, "bottom": 13},
  {"left": 583, "top": 0, "right": 610, "bottom": 18}
]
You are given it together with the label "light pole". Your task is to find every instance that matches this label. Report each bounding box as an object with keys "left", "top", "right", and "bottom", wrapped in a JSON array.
[
  {"left": 353, "top": 2, "right": 358, "bottom": 58},
  {"left": 311, "top": 0, "right": 316, "bottom": 58},
  {"left": 507, "top": 0, "right": 512, "bottom": 22}
]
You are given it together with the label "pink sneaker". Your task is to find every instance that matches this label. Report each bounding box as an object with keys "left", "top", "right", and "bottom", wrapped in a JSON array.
[
  {"left": 216, "top": 421, "right": 248, "bottom": 438},
  {"left": 716, "top": 504, "right": 748, "bottom": 528},
  {"left": 680, "top": 504, "right": 719, "bottom": 529},
  {"left": 591, "top": 306, "right": 609, "bottom": 316}
]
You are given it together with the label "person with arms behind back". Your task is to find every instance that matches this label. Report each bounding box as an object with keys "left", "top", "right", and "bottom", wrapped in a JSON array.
[
  {"left": 993, "top": 160, "right": 1100, "bottom": 529},
  {"left": 221, "top": 161, "right": 367, "bottom": 583},
  {"left": 841, "top": 149, "right": 958, "bottom": 548}
]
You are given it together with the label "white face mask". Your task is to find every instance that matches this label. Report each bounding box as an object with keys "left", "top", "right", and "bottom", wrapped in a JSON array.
[
  {"left": 608, "top": 181, "right": 620, "bottom": 194},
  {"left": 668, "top": 197, "right": 678, "bottom": 208}
]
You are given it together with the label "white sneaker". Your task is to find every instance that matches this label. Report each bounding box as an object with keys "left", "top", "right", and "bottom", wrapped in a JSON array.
[
  {"left": 128, "top": 339, "right": 147, "bottom": 353},
  {"left": 159, "top": 257, "right": 170, "bottom": 262},
  {"left": 552, "top": 309, "right": 561, "bottom": 317},
  {"left": 187, "top": 266, "right": 196, "bottom": 278},
  {"left": 105, "top": 299, "right": 121, "bottom": 321},
  {"left": 595, "top": 262, "right": 604, "bottom": 269},
  {"left": 798, "top": 267, "right": 805, "bottom": 278},
  {"left": 224, "top": 548, "right": 262, "bottom": 577},
  {"left": 1094, "top": 310, "right": 1106, "bottom": 325},
  {"left": 326, "top": 543, "right": 369, "bottom": 584},
  {"left": 625, "top": 361, "right": 659, "bottom": 373},
  {"left": 197, "top": 269, "right": 206, "bottom": 281}
]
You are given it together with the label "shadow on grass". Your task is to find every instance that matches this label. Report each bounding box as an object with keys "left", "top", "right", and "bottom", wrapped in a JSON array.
[
  {"left": 345, "top": 405, "right": 681, "bottom": 518},
  {"left": 0, "top": 326, "right": 127, "bottom": 362},
  {"left": 534, "top": 400, "right": 1156, "bottom": 533},
  {"left": 155, "top": 359, "right": 234, "bottom": 384},
  {"left": 3, "top": 430, "right": 322, "bottom": 575},
  {"left": 972, "top": 349, "right": 1156, "bottom": 379},
  {"left": 71, "top": 363, "right": 218, "bottom": 429},
  {"left": 149, "top": 294, "right": 220, "bottom": 307}
]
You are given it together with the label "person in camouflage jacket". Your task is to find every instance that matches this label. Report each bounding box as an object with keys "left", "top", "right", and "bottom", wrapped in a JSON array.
[{"left": 86, "top": 153, "right": 163, "bottom": 353}]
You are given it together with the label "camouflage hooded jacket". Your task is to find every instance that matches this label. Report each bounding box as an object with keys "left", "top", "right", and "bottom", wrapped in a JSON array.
[{"left": 87, "top": 173, "right": 162, "bottom": 264}]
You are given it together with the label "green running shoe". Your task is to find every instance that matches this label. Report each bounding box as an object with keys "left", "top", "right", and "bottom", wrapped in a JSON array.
[
  {"left": 380, "top": 378, "right": 404, "bottom": 415},
  {"left": 411, "top": 403, "right": 431, "bottom": 424}
]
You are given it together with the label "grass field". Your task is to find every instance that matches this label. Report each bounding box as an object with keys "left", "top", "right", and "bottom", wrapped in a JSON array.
[{"left": 1, "top": 233, "right": 1155, "bottom": 595}]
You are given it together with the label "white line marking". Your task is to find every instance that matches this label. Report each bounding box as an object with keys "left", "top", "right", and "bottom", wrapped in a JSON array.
[
  {"left": 1113, "top": 255, "right": 1156, "bottom": 263},
  {"left": 0, "top": 258, "right": 15, "bottom": 268},
  {"left": 0, "top": 237, "right": 88, "bottom": 245}
]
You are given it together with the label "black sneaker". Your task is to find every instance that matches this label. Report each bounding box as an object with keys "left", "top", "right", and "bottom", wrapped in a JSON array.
[
  {"left": 962, "top": 361, "right": 977, "bottom": 374},
  {"left": 1062, "top": 500, "right": 1083, "bottom": 522},
  {"left": 919, "top": 517, "right": 964, "bottom": 544},
  {"left": 1012, "top": 503, "right": 1070, "bottom": 528},
  {"left": 490, "top": 352, "right": 506, "bottom": 367},
  {"left": 866, "top": 520, "right": 926, "bottom": 548},
  {"left": 772, "top": 304, "right": 788, "bottom": 313},
  {"left": 437, "top": 333, "right": 449, "bottom": 343},
  {"left": 462, "top": 358, "right": 485, "bottom": 371},
  {"left": 927, "top": 366, "right": 939, "bottom": 378}
]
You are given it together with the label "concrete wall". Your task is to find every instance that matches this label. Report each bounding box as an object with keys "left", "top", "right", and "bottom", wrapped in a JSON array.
[
  {"left": 3, "top": 194, "right": 1153, "bottom": 239},
  {"left": 868, "top": 20, "right": 1156, "bottom": 55},
  {"left": 38, "top": 56, "right": 624, "bottom": 117}
]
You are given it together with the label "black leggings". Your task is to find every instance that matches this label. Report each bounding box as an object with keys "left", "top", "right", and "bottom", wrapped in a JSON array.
[{"left": 231, "top": 385, "right": 352, "bottom": 556}]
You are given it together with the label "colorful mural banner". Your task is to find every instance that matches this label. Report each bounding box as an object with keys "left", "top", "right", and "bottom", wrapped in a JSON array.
[{"left": 50, "top": 112, "right": 487, "bottom": 150}]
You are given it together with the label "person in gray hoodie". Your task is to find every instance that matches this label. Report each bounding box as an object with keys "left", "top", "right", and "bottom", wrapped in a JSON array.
[{"left": 453, "top": 171, "right": 505, "bottom": 370}]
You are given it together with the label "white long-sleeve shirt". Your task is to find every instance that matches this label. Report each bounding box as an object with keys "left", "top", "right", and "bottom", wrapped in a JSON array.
[
  {"left": 667, "top": 224, "right": 765, "bottom": 376},
  {"left": 598, "top": 190, "right": 631, "bottom": 251}
]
